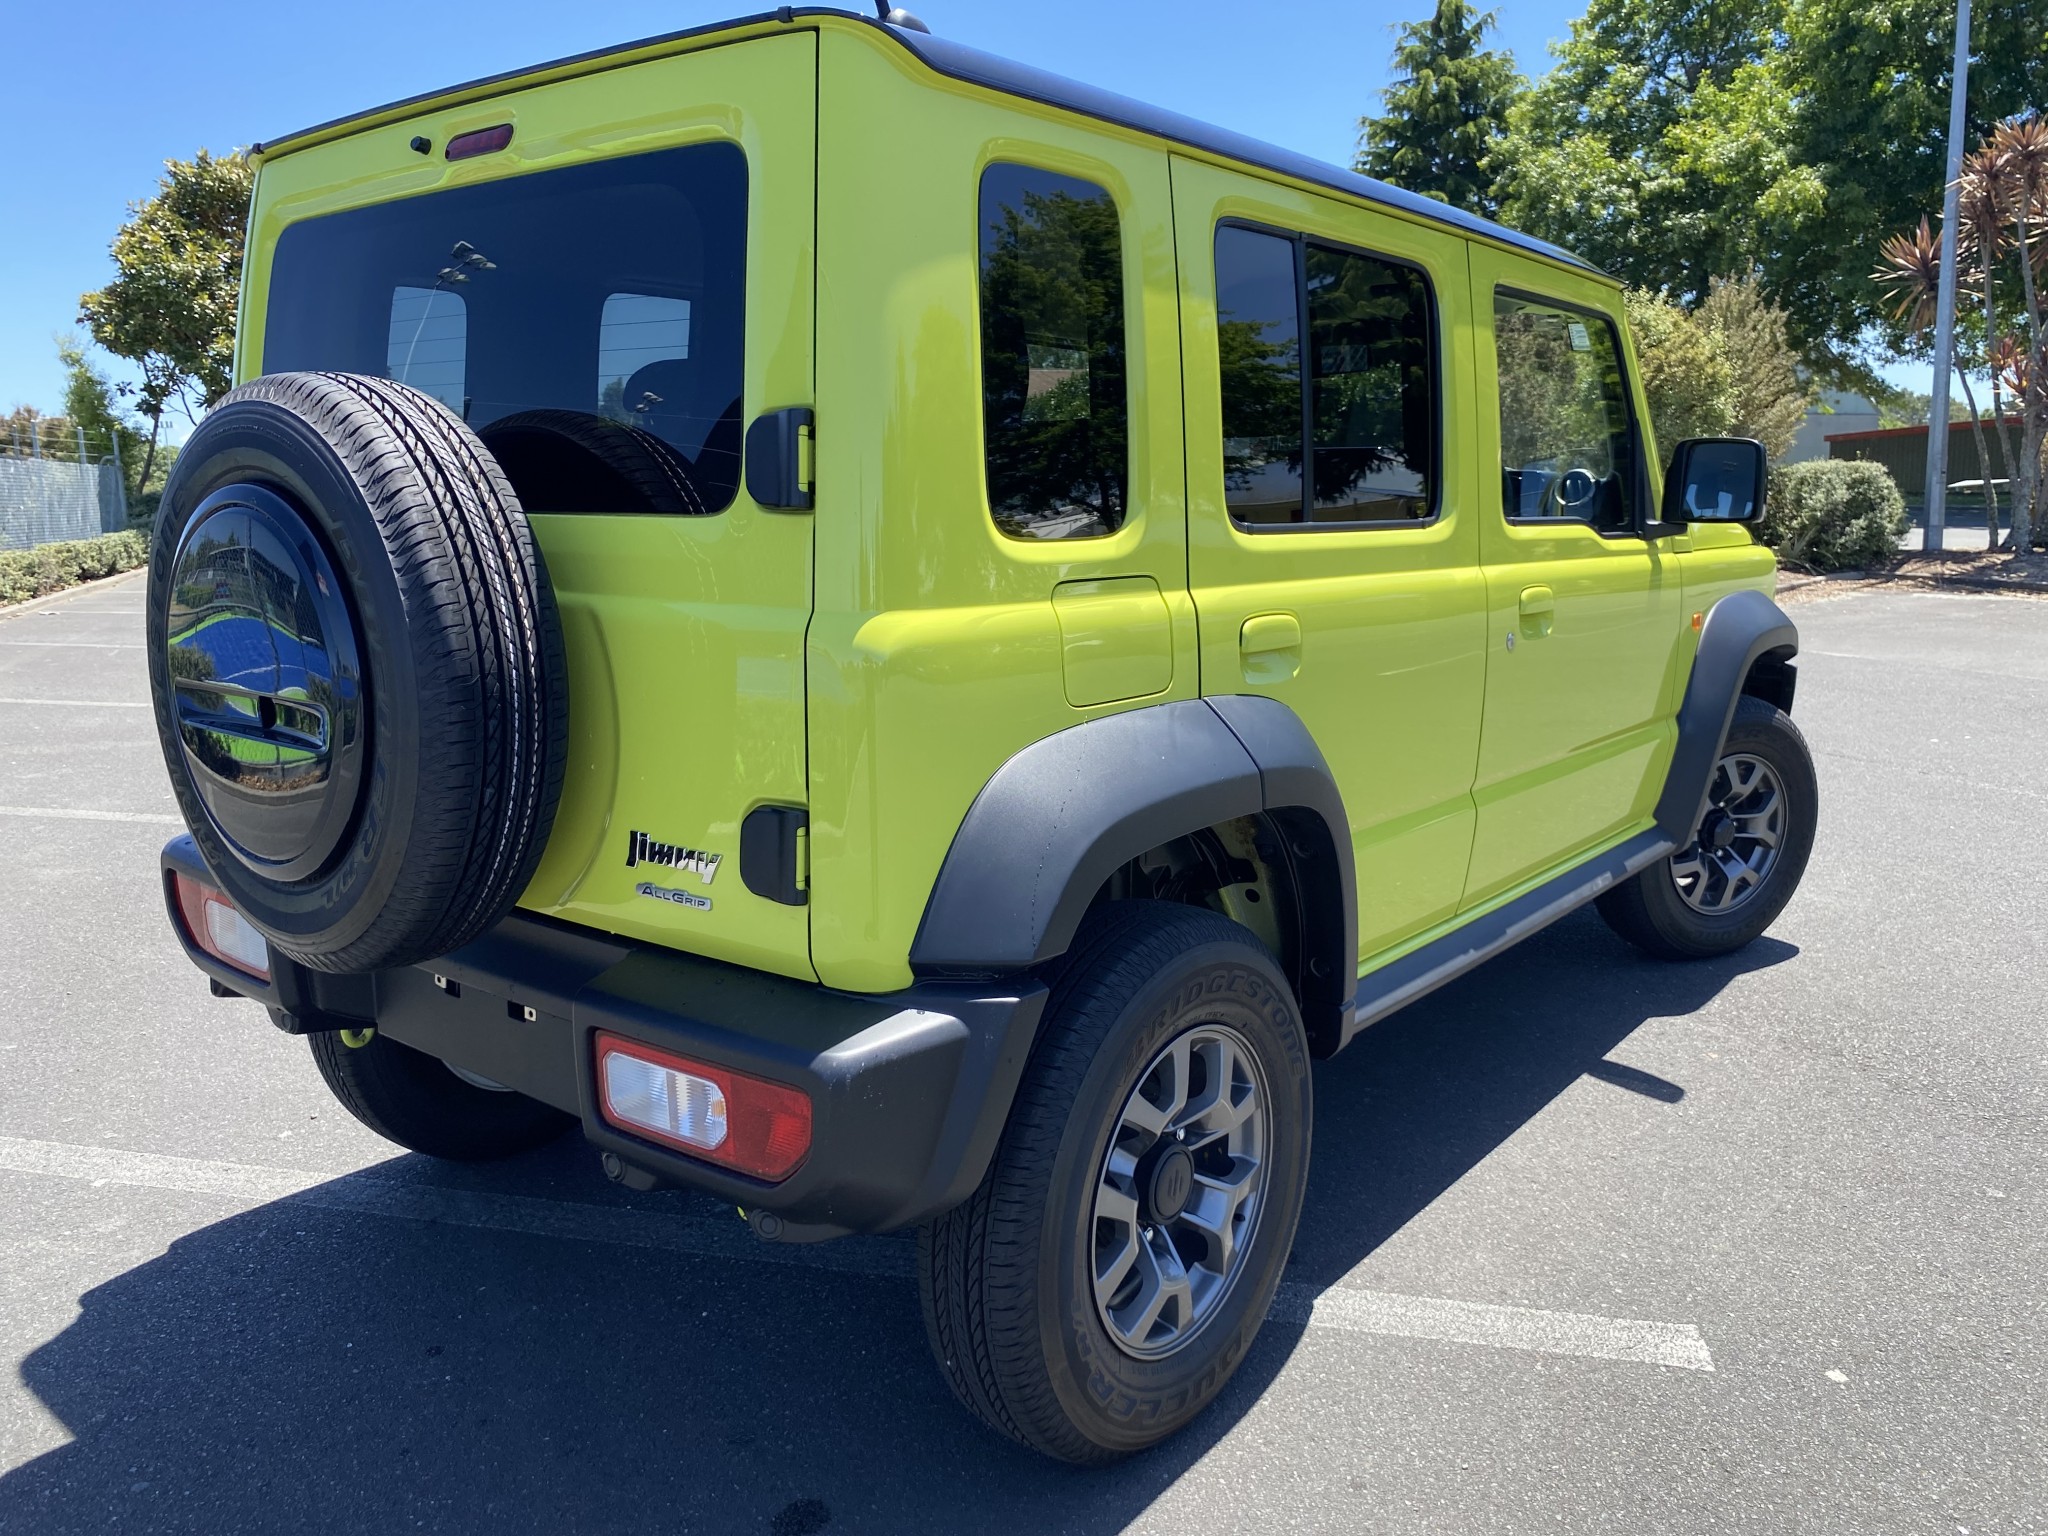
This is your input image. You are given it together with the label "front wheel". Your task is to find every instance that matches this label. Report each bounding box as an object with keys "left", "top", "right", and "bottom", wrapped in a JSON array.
[
  {"left": 1597, "top": 695, "right": 1818, "bottom": 959},
  {"left": 918, "top": 901, "right": 1311, "bottom": 1463}
]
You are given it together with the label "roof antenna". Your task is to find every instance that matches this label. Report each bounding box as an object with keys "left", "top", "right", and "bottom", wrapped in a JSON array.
[{"left": 873, "top": 1, "right": 930, "bottom": 32}]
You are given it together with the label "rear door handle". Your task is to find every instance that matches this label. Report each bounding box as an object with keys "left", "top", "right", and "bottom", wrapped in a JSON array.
[{"left": 1239, "top": 613, "right": 1301, "bottom": 682}]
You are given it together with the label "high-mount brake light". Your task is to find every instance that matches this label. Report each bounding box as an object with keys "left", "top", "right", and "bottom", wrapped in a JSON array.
[
  {"left": 172, "top": 872, "right": 271, "bottom": 981},
  {"left": 595, "top": 1032, "right": 811, "bottom": 1182},
  {"left": 445, "top": 124, "right": 514, "bottom": 161}
]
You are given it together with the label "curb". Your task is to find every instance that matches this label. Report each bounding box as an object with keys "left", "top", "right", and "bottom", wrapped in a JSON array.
[{"left": 0, "top": 566, "right": 147, "bottom": 621}]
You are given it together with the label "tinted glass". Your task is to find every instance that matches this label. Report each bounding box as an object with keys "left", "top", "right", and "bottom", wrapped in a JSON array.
[
  {"left": 1216, "top": 225, "right": 1436, "bottom": 528},
  {"left": 978, "top": 164, "right": 1129, "bottom": 539},
  {"left": 1216, "top": 226, "right": 1303, "bottom": 525},
  {"left": 1493, "top": 294, "right": 1638, "bottom": 533},
  {"left": 265, "top": 143, "right": 748, "bottom": 514},
  {"left": 1306, "top": 246, "right": 1433, "bottom": 521}
]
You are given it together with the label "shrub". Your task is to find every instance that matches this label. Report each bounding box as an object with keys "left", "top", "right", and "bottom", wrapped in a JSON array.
[
  {"left": 0, "top": 529, "right": 151, "bottom": 606},
  {"left": 1760, "top": 460, "right": 1908, "bottom": 572}
]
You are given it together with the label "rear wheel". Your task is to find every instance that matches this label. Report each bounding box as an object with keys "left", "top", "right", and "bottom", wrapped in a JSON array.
[
  {"left": 919, "top": 901, "right": 1311, "bottom": 1463},
  {"left": 308, "top": 1029, "right": 574, "bottom": 1161},
  {"left": 1597, "top": 695, "right": 1818, "bottom": 959}
]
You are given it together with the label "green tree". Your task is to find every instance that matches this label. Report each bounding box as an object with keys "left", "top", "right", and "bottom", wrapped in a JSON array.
[
  {"left": 57, "top": 340, "right": 155, "bottom": 501},
  {"left": 1492, "top": 1, "right": 1823, "bottom": 314},
  {"left": 1779, "top": 0, "right": 2048, "bottom": 366},
  {"left": 1355, "top": 2, "right": 1522, "bottom": 218},
  {"left": 1487, "top": 0, "right": 2046, "bottom": 380},
  {"left": 1625, "top": 277, "right": 1814, "bottom": 463},
  {"left": 79, "top": 149, "right": 253, "bottom": 491}
]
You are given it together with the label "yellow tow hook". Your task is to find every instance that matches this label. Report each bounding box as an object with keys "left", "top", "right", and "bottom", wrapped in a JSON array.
[{"left": 338, "top": 1028, "right": 376, "bottom": 1049}]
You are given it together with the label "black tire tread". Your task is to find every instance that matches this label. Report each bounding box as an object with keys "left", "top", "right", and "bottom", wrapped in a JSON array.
[
  {"left": 1597, "top": 695, "right": 1817, "bottom": 960},
  {"left": 150, "top": 371, "right": 567, "bottom": 974},
  {"left": 307, "top": 1030, "right": 573, "bottom": 1161},
  {"left": 919, "top": 902, "right": 1287, "bottom": 1464}
]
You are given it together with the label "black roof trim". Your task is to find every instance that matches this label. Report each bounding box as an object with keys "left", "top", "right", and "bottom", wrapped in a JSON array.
[{"left": 251, "top": 6, "right": 1598, "bottom": 274}]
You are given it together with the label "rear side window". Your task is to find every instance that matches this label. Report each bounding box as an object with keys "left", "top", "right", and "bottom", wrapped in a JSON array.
[
  {"left": 1215, "top": 224, "right": 1436, "bottom": 527},
  {"left": 1492, "top": 292, "right": 1640, "bottom": 533},
  {"left": 977, "top": 164, "right": 1129, "bottom": 540},
  {"left": 264, "top": 142, "right": 747, "bottom": 515}
]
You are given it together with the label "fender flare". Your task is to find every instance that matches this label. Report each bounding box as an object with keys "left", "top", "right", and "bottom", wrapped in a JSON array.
[
  {"left": 1653, "top": 587, "right": 1800, "bottom": 843},
  {"left": 908, "top": 696, "right": 1357, "bottom": 1043}
]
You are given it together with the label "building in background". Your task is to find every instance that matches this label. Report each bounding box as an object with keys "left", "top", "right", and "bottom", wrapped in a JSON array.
[{"left": 1784, "top": 390, "right": 1881, "bottom": 463}]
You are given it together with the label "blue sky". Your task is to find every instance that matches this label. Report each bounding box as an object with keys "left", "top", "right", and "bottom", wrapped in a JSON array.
[{"left": 0, "top": 0, "right": 1924, "bottom": 423}]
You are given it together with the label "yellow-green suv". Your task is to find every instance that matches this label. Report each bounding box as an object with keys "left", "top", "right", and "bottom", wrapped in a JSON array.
[{"left": 147, "top": 6, "right": 1814, "bottom": 1463}]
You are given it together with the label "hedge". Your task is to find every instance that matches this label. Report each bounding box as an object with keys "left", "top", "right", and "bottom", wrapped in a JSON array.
[
  {"left": 1759, "top": 459, "right": 1908, "bottom": 573},
  {"left": 0, "top": 530, "right": 151, "bottom": 607}
]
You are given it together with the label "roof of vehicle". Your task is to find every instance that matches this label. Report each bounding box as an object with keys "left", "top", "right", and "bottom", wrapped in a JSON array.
[{"left": 251, "top": 7, "right": 1600, "bottom": 276}]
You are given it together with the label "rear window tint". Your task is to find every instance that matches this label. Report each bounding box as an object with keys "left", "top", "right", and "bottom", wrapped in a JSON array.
[
  {"left": 977, "top": 164, "right": 1130, "bottom": 540},
  {"left": 264, "top": 142, "right": 747, "bottom": 515}
]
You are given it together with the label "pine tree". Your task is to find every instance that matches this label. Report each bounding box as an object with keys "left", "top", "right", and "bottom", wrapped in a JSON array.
[{"left": 1355, "top": 1, "right": 1521, "bottom": 218}]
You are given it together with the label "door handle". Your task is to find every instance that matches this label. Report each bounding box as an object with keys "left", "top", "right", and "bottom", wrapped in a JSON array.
[
  {"left": 1239, "top": 613, "right": 1301, "bottom": 682},
  {"left": 1517, "top": 584, "right": 1555, "bottom": 640}
]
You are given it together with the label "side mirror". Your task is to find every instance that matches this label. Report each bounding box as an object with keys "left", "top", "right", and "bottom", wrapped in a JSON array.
[{"left": 1662, "top": 437, "right": 1767, "bottom": 525}]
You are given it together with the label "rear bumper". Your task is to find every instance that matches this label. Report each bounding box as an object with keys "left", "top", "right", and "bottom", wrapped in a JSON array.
[{"left": 161, "top": 836, "right": 1045, "bottom": 1238}]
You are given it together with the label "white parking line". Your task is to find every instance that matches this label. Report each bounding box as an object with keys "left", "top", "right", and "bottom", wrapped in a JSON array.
[
  {"left": 0, "top": 806, "right": 182, "bottom": 825},
  {"left": 0, "top": 697, "right": 149, "bottom": 708},
  {"left": 0, "top": 1134, "right": 1714, "bottom": 1372},
  {"left": 0, "top": 640, "right": 143, "bottom": 649}
]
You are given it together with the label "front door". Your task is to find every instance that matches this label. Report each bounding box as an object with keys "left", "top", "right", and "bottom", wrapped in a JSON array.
[
  {"left": 1461, "top": 247, "right": 1684, "bottom": 908},
  {"left": 1174, "top": 158, "right": 1489, "bottom": 962}
]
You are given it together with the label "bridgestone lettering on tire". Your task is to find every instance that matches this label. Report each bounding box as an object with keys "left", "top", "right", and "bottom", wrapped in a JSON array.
[
  {"left": 918, "top": 901, "right": 1312, "bottom": 1463},
  {"left": 146, "top": 372, "right": 569, "bottom": 974}
]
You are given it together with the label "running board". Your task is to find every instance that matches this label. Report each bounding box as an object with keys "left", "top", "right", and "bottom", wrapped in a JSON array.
[{"left": 1337, "top": 828, "right": 1676, "bottom": 1051}]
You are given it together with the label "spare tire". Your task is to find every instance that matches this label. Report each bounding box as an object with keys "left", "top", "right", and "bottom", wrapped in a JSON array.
[{"left": 146, "top": 372, "right": 568, "bottom": 974}]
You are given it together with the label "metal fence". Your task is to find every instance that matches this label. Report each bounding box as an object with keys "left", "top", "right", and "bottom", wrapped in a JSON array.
[{"left": 0, "top": 457, "right": 129, "bottom": 550}]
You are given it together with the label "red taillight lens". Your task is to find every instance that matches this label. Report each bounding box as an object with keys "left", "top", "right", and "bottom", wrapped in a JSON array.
[
  {"left": 172, "top": 872, "right": 271, "bottom": 981},
  {"left": 445, "top": 123, "right": 513, "bottom": 160},
  {"left": 594, "top": 1032, "right": 811, "bottom": 1182}
]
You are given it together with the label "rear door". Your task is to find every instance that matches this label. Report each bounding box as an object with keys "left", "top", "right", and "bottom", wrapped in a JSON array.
[
  {"left": 1173, "top": 157, "right": 1489, "bottom": 962},
  {"left": 252, "top": 34, "right": 818, "bottom": 978}
]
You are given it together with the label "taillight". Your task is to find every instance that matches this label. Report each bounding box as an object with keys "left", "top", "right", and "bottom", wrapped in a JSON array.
[
  {"left": 172, "top": 872, "right": 272, "bottom": 981},
  {"left": 594, "top": 1032, "right": 811, "bottom": 1182}
]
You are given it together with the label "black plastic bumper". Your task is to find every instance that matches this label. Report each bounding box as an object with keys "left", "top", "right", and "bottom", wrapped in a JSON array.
[{"left": 161, "top": 836, "right": 1046, "bottom": 1239}]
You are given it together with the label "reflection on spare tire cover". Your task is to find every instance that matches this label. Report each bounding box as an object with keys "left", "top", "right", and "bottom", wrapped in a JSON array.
[
  {"left": 165, "top": 483, "right": 365, "bottom": 879},
  {"left": 479, "top": 409, "right": 711, "bottom": 516}
]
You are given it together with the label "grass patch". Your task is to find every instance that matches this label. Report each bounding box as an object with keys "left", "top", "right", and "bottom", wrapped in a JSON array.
[{"left": 0, "top": 530, "right": 150, "bottom": 607}]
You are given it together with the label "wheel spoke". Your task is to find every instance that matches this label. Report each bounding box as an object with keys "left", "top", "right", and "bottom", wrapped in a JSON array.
[
  {"left": 1091, "top": 1023, "right": 1270, "bottom": 1360},
  {"left": 1094, "top": 1230, "right": 1140, "bottom": 1310},
  {"left": 1674, "top": 753, "right": 1787, "bottom": 916},
  {"left": 1177, "top": 1161, "right": 1257, "bottom": 1274}
]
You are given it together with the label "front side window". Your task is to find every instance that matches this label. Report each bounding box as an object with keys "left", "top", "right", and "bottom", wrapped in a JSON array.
[
  {"left": 1216, "top": 224, "right": 1436, "bottom": 527},
  {"left": 265, "top": 142, "right": 748, "bottom": 515},
  {"left": 1492, "top": 293, "right": 1640, "bottom": 533},
  {"left": 978, "top": 164, "right": 1129, "bottom": 540}
]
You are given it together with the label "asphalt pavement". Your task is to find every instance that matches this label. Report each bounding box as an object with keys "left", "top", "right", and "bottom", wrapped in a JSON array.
[{"left": 0, "top": 572, "right": 2042, "bottom": 1535}]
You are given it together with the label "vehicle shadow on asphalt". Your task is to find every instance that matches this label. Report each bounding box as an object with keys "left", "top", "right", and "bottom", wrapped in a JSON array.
[{"left": 0, "top": 909, "right": 1793, "bottom": 1535}]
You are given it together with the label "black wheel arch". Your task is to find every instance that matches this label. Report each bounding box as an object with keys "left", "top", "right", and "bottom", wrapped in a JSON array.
[
  {"left": 1655, "top": 588, "right": 1799, "bottom": 845},
  {"left": 908, "top": 696, "right": 1356, "bottom": 1054}
]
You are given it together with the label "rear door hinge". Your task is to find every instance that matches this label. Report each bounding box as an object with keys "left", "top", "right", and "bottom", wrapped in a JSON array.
[
  {"left": 744, "top": 406, "right": 815, "bottom": 512},
  {"left": 740, "top": 805, "right": 810, "bottom": 906}
]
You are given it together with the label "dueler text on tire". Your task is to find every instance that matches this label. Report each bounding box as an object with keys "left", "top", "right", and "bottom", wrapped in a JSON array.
[
  {"left": 1597, "top": 695, "right": 1818, "bottom": 960},
  {"left": 919, "top": 901, "right": 1312, "bottom": 1463},
  {"left": 146, "top": 372, "right": 569, "bottom": 974}
]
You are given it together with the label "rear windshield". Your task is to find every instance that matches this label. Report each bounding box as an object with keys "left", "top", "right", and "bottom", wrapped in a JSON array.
[{"left": 262, "top": 142, "right": 747, "bottom": 515}]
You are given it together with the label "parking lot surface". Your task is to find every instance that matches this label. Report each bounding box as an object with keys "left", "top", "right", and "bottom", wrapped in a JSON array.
[{"left": 0, "top": 573, "right": 2042, "bottom": 1535}]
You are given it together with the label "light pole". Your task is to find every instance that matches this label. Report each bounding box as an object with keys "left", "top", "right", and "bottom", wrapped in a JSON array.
[{"left": 1923, "top": 0, "right": 1973, "bottom": 554}]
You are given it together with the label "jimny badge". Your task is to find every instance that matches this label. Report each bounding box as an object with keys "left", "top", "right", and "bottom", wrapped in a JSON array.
[{"left": 625, "top": 830, "right": 722, "bottom": 885}]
